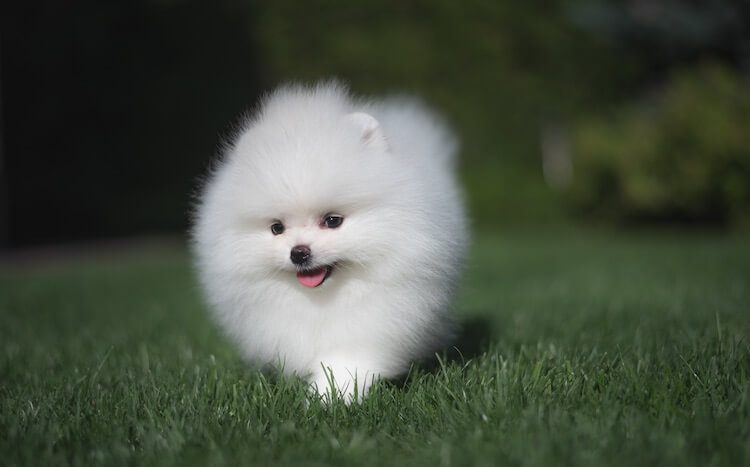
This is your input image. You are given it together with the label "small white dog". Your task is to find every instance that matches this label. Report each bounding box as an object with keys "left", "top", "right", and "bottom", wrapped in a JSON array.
[{"left": 192, "top": 82, "right": 467, "bottom": 401}]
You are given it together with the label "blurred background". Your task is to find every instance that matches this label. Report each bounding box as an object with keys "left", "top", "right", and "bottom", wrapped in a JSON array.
[{"left": 1, "top": 0, "right": 749, "bottom": 250}]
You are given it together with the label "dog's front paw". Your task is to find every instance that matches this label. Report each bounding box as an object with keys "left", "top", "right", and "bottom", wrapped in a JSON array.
[{"left": 309, "top": 361, "right": 378, "bottom": 404}]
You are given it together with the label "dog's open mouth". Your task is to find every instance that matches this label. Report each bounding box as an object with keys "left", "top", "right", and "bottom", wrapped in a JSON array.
[{"left": 296, "top": 265, "right": 333, "bottom": 288}]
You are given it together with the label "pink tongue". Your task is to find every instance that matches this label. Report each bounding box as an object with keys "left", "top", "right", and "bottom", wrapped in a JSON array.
[{"left": 296, "top": 267, "right": 328, "bottom": 288}]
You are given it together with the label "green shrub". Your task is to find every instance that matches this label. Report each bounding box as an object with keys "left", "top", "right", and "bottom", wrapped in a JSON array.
[{"left": 567, "top": 65, "right": 750, "bottom": 227}]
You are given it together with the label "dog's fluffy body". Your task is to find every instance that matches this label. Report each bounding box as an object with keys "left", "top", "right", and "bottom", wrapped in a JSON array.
[{"left": 192, "top": 82, "right": 467, "bottom": 400}]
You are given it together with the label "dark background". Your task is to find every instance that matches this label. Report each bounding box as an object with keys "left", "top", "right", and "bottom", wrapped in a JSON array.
[{"left": 2, "top": 0, "right": 749, "bottom": 249}]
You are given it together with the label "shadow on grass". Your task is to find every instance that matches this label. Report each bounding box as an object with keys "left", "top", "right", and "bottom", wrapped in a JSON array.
[
  {"left": 447, "top": 316, "right": 495, "bottom": 363},
  {"left": 397, "top": 316, "right": 495, "bottom": 387}
]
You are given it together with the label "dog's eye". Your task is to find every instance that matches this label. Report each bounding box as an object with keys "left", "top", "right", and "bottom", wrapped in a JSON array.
[
  {"left": 270, "top": 222, "right": 285, "bottom": 235},
  {"left": 322, "top": 214, "right": 344, "bottom": 229}
]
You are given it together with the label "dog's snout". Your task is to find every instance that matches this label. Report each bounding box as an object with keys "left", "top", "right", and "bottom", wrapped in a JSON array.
[{"left": 290, "top": 245, "right": 312, "bottom": 265}]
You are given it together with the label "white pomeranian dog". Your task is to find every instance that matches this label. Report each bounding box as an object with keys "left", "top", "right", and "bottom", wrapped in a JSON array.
[{"left": 192, "top": 81, "right": 467, "bottom": 401}]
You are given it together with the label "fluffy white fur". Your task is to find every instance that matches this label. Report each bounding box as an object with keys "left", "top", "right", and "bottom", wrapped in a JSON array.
[{"left": 192, "top": 82, "right": 467, "bottom": 401}]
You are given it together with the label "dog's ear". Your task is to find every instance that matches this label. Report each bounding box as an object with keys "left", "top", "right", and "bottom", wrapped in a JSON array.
[{"left": 345, "top": 112, "right": 389, "bottom": 151}]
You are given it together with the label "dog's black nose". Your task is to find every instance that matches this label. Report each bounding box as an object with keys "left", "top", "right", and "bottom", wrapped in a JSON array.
[{"left": 290, "top": 245, "right": 311, "bottom": 265}]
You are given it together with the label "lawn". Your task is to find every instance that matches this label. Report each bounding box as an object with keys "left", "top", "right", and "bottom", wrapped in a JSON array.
[{"left": 1, "top": 229, "right": 749, "bottom": 466}]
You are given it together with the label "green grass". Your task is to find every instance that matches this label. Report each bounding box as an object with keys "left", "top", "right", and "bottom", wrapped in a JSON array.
[{"left": 1, "top": 230, "right": 749, "bottom": 466}]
